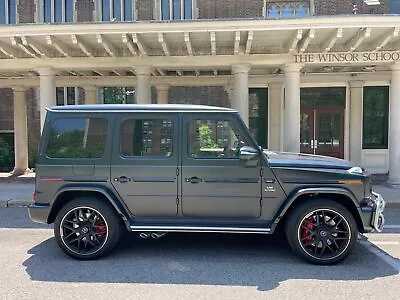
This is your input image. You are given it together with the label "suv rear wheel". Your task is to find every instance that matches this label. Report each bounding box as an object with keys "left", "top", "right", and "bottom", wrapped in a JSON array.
[
  {"left": 54, "top": 197, "right": 122, "bottom": 260},
  {"left": 285, "top": 199, "right": 358, "bottom": 265}
]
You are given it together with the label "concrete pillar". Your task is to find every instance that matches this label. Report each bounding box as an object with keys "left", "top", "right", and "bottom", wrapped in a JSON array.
[
  {"left": 268, "top": 82, "right": 283, "bottom": 151},
  {"left": 283, "top": 64, "right": 302, "bottom": 153},
  {"left": 232, "top": 64, "right": 250, "bottom": 126},
  {"left": 135, "top": 66, "right": 152, "bottom": 104},
  {"left": 12, "top": 87, "right": 29, "bottom": 175},
  {"left": 349, "top": 80, "right": 363, "bottom": 165},
  {"left": 37, "top": 67, "right": 56, "bottom": 132},
  {"left": 84, "top": 86, "right": 97, "bottom": 104},
  {"left": 389, "top": 64, "right": 400, "bottom": 185},
  {"left": 156, "top": 85, "right": 169, "bottom": 104}
]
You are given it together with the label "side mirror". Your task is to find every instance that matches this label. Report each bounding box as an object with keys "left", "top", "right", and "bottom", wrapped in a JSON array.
[{"left": 239, "top": 146, "right": 258, "bottom": 161}]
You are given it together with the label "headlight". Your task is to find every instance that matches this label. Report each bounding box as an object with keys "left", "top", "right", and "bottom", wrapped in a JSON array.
[{"left": 347, "top": 166, "right": 364, "bottom": 175}]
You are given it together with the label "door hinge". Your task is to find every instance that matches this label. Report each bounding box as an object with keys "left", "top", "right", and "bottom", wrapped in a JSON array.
[
  {"left": 176, "top": 197, "right": 179, "bottom": 205},
  {"left": 176, "top": 168, "right": 180, "bottom": 176},
  {"left": 260, "top": 168, "right": 264, "bottom": 177},
  {"left": 260, "top": 198, "right": 263, "bottom": 207}
]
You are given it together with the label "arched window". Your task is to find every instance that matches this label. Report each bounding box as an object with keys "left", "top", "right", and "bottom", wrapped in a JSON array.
[
  {"left": 295, "top": 3, "right": 309, "bottom": 17},
  {"left": 267, "top": 4, "right": 280, "bottom": 18}
]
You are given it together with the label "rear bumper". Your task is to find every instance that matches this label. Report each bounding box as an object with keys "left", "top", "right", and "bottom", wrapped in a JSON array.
[
  {"left": 360, "top": 192, "right": 385, "bottom": 233},
  {"left": 28, "top": 203, "right": 51, "bottom": 224}
]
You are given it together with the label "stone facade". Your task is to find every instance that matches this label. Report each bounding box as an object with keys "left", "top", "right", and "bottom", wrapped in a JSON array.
[
  {"left": 17, "top": 0, "right": 36, "bottom": 23},
  {"left": 76, "top": 0, "right": 95, "bottom": 22}
]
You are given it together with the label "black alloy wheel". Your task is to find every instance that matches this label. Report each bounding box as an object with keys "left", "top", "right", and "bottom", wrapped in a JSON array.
[
  {"left": 285, "top": 199, "right": 358, "bottom": 265},
  {"left": 54, "top": 198, "right": 122, "bottom": 260}
]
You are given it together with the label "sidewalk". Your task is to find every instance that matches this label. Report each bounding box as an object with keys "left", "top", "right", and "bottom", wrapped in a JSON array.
[{"left": 0, "top": 172, "right": 399, "bottom": 208}]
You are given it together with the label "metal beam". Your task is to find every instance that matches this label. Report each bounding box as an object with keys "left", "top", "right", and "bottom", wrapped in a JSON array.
[
  {"left": 286, "top": 29, "right": 303, "bottom": 53},
  {"left": 158, "top": 33, "right": 170, "bottom": 56},
  {"left": 321, "top": 28, "right": 343, "bottom": 52},
  {"left": 10, "top": 37, "right": 37, "bottom": 58},
  {"left": 132, "top": 33, "right": 148, "bottom": 56},
  {"left": 46, "top": 35, "right": 71, "bottom": 57},
  {"left": 71, "top": 34, "right": 94, "bottom": 57},
  {"left": 245, "top": 31, "right": 253, "bottom": 55},
  {"left": 0, "top": 41, "right": 20, "bottom": 58},
  {"left": 298, "top": 29, "right": 315, "bottom": 53},
  {"left": 371, "top": 27, "right": 400, "bottom": 51},
  {"left": 96, "top": 34, "right": 118, "bottom": 57},
  {"left": 122, "top": 33, "right": 137, "bottom": 56},
  {"left": 346, "top": 28, "right": 372, "bottom": 52},
  {"left": 234, "top": 31, "right": 241, "bottom": 55},
  {"left": 184, "top": 32, "right": 193, "bottom": 56},
  {"left": 21, "top": 36, "right": 52, "bottom": 57},
  {"left": 210, "top": 31, "right": 216, "bottom": 56}
]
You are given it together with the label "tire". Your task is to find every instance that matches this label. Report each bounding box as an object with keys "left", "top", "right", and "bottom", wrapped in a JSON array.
[
  {"left": 285, "top": 199, "right": 358, "bottom": 265},
  {"left": 54, "top": 197, "right": 122, "bottom": 260}
]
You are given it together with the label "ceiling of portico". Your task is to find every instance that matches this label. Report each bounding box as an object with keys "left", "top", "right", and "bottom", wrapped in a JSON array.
[{"left": 0, "top": 15, "right": 399, "bottom": 79}]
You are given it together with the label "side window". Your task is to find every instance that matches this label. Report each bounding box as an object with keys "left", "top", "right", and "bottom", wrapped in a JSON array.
[
  {"left": 46, "top": 118, "right": 108, "bottom": 158},
  {"left": 188, "top": 119, "right": 249, "bottom": 159},
  {"left": 121, "top": 119, "right": 173, "bottom": 157}
]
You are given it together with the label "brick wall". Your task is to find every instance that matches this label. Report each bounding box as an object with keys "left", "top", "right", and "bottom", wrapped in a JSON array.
[
  {"left": 168, "top": 87, "right": 230, "bottom": 107},
  {"left": 314, "top": 0, "right": 389, "bottom": 15},
  {"left": 76, "top": 0, "right": 95, "bottom": 22},
  {"left": 136, "top": 0, "right": 155, "bottom": 20},
  {"left": 17, "top": 0, "right": 36, "bottom": 23},
  {"left": 197, "top": 0, "right": 264, "bottom": 19}
]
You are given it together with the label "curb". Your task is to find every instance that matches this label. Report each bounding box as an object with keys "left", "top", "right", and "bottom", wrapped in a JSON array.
[{"left": 0, "top": 199, "right": 31, "bottom": 208}]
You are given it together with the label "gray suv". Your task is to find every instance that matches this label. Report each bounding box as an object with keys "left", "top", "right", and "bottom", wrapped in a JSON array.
[{"left": 29, "top": 104, "right": 385, "bottom": 264}]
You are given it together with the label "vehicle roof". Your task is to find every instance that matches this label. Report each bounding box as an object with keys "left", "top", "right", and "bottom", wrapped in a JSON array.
[{"left": 47, "top": 104, "right": 236, "bottom": 113}]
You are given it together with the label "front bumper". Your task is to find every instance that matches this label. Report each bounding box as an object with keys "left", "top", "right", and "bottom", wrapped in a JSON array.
[{"left": 370, "top": 191, "right": 385, "bottom": 232}]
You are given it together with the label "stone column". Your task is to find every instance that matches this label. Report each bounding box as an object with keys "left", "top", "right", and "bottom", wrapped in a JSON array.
[
  {"left": 12, "top": 87, "right": 29, "bottom": 175},
  {"left": 389, "top": 64, "right": 400, "bottom": 185},
  {"left": 283, "top": 64, "right": 302, "bottom": 153},
  {"left": 268, "top": 82, "right": 283, "bottom": 151},
  {"left": 232, "top": 64, "right": 250, "bottom": 126},
  {"left": 156, "top": 85, "right": 169, "bottom": 104},
  {"left": 37, "top": 67, "right": 56, "bottom": 132},
  {"left": 84, "top": 86, "right": 98, "bottom": 104},
  {"left": 135, "top": 66, "right": 152, "bottom": 104},
  {"left": 349, "top": 80, "right": 363, "bottom": 165}
]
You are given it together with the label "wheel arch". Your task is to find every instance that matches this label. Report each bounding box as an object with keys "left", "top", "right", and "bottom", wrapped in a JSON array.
[
  {"left": 273, "top": 187, "right": 365, "bottom": 233},
  {"left": 47, "top": 185, "right": 132, "bottom": 225}
]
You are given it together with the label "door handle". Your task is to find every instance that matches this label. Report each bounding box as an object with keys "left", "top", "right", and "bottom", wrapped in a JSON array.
[
  {"left": 114, "top": 176, "right": 130, "bottom": 183},
  {"left": 185, "top": 176, "right": 202, "bottom": 184}
]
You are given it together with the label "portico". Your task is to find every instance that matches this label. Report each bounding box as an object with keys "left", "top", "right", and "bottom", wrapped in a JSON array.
[{"left": 0, "top": 16, "right": 400, "bottom": 183}]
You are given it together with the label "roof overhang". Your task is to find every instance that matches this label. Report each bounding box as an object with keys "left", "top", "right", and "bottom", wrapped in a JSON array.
[{"left": 0, "top": 15, "right": 399, "bottom": 78}]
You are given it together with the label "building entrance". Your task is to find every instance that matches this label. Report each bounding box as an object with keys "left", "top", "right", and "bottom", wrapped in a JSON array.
[{"left": 300, "top": 87, "right": 346, "bottom": 159}]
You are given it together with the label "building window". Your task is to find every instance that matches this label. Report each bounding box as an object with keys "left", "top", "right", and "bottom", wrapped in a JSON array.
[
  {"left": 100, "top": 0, "right": 135, "bottom": 21},
  {"left": 0, "top": 0, "right": 17, "bottom": 24},
  {"left": 363, "top": 86, "right": 389, "bottom": 149},
  {"left": 42, "top": 0, "right": 75, "bottom": 23},
  {"left": 264, "top": 1, "right": 309, "bottom": 18},
  {"left": 100, "top": 87, "right": 135, "bottom": 104},
  {"left": 56, "top": 87, "right": 78, "bottom": 106},
  {"left": 160, "top": 0, "right": 193, "bottom": 20}
]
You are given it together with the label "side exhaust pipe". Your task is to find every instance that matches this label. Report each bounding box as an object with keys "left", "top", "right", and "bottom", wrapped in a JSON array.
[{"left": 150, "top": 232, "right": 167, "bottom": 239}]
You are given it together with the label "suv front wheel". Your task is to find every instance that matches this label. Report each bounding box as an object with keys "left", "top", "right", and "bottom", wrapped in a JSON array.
[
  {"left": 285, "top": 199, "right": 358, "bottom": 265},
  {"left": 54, "top": 197, "right": 122, "bottom": 260}
]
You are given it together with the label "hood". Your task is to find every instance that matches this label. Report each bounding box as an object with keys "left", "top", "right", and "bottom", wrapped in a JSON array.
[{"left": 263, "top": 150, "right": 354, "bottom": 170}]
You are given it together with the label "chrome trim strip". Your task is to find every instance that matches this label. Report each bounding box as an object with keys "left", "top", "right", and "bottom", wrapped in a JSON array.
[{"left": 129, "top": 226, "right": 271, "bottom": 234}]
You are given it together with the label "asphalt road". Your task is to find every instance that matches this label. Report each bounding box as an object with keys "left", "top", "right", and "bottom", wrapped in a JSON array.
[{"left": 0, "top": 208, "right": 399, "bottom": 299}]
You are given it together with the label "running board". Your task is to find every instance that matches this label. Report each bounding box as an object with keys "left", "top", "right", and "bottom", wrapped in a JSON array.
[{"left": 129, "top": 225, "right": 271, "bottom": 234}]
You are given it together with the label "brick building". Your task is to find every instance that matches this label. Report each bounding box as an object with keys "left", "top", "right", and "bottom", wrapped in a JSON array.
[{"left": 1, "top": 0, "right": 400, "bottom": 185}]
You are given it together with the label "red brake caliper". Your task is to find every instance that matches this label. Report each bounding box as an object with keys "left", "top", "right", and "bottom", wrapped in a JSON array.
[
  {"left": 95, "top": 221, "right": 106, "bottom": 236},
  {"left": 301, "top": 217, "right": 314, "bottom": 243}
]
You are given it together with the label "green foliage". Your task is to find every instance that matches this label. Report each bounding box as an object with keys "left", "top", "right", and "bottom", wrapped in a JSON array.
[
  {"left": 29, "top": 148, "right": 38, "bottom": 169},
  {"left": 198, "top": 124, "right": 218, "bottom": 149},
  {"left": 0, "top": 137, "right": 14, "bottom": 171},
  {"left": 102, "top": 87, "right": 135, "bottom": 104}
]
